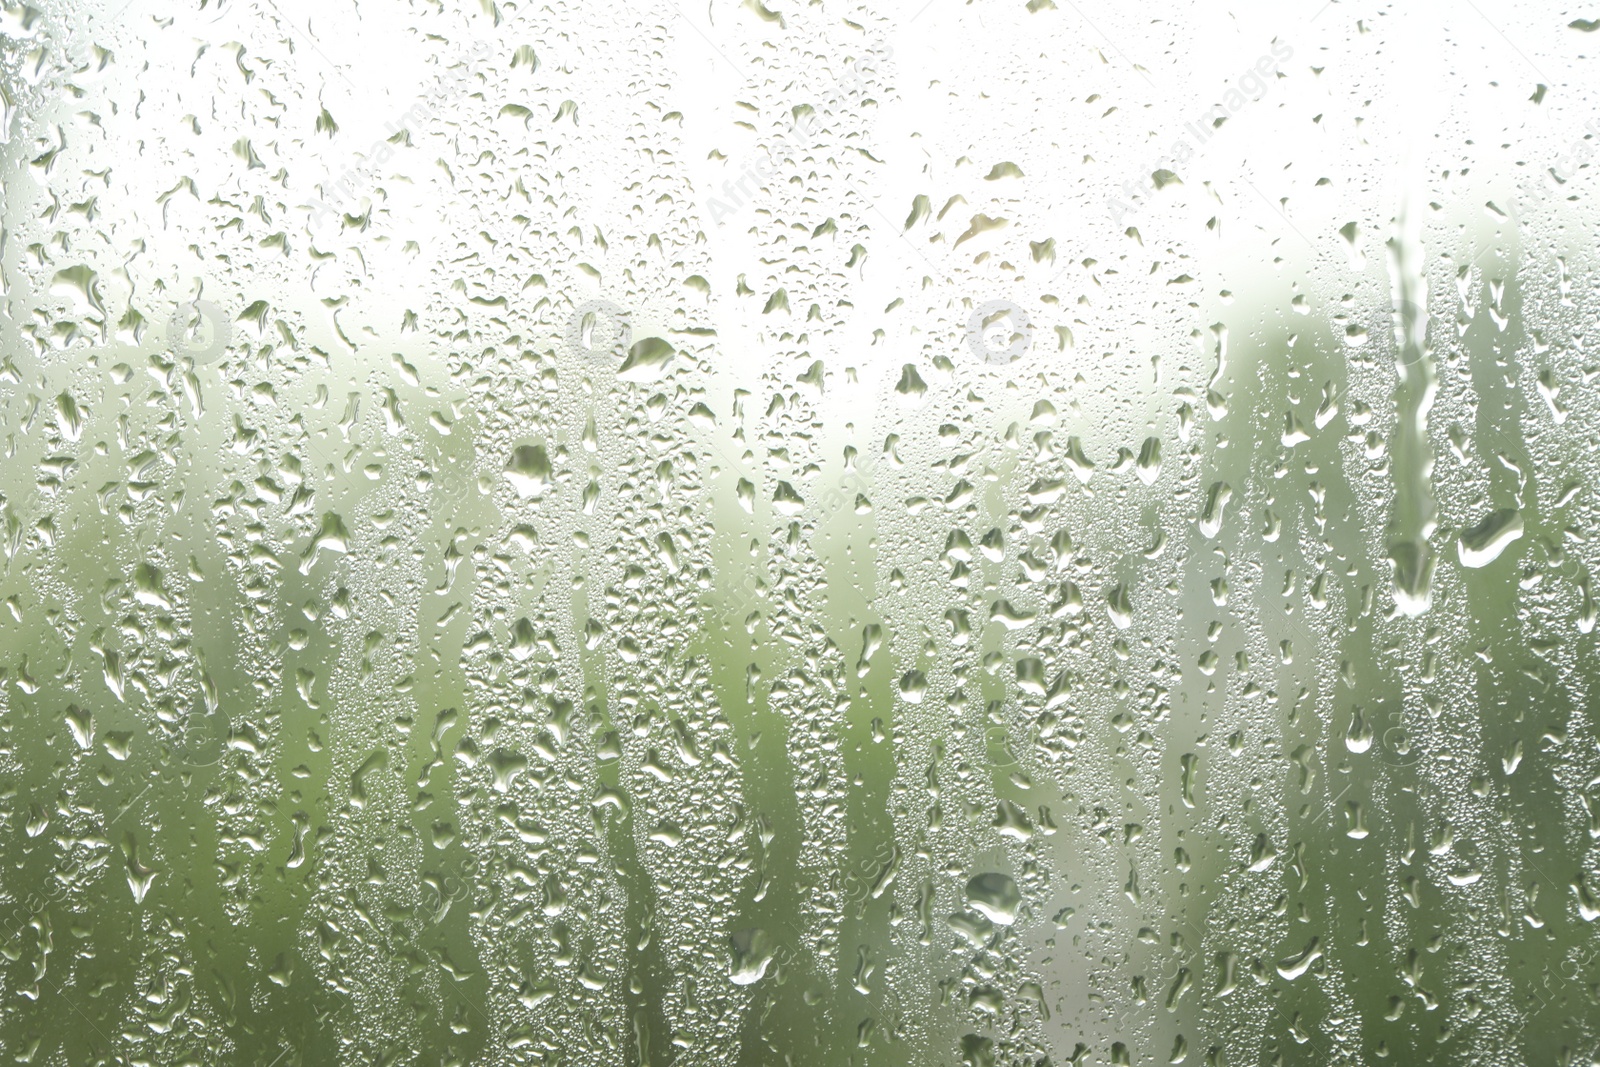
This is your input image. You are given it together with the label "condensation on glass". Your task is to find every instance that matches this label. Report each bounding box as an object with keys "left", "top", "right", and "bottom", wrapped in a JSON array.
[{"left": 0, "top": 0, "right": 1596, "bottom": 1064}]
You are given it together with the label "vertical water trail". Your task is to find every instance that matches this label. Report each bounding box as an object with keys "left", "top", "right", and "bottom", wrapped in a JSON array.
[{"left": 1385, "top": 195, "right": 1437, "bottom": 615}]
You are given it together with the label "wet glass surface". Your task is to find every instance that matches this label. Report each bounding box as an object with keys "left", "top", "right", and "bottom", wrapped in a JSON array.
[{"left": 1, "top": 1, "right": 1598, "bottom": 1063}]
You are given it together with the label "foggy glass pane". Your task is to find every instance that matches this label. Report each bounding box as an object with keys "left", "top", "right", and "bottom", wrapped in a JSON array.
[{"left": 1, "top": 0, "right": 1597, "bottom": 1064}]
